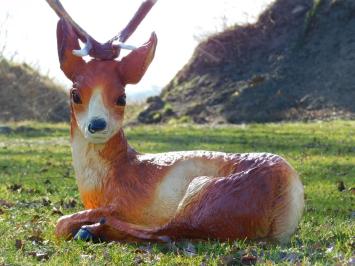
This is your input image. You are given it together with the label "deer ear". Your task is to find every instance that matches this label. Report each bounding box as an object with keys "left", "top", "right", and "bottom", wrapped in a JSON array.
[
  {"left": 119, "top": 32, "right": 157, "bottom": 85},
  {"left": 57, "top": 18, "right": 86, "bottom": 81}
]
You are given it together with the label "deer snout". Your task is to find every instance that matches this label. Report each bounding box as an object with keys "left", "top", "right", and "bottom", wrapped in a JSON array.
[{"left": 88, "top": 119, "right": 107, "bottom": 134}]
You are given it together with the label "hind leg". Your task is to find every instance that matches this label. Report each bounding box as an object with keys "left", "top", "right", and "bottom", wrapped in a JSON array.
[{"left": 159, "top": 155, "right": 304, "bottom": 243}]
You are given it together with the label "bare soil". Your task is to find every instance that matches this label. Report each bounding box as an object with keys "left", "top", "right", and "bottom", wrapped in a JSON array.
[{"left": 143, "top": 0, "right": 355, "bottom": 124}]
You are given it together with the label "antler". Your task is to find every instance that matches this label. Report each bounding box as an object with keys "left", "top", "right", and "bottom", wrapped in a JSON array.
[{"left": 46, "top": 0, "right": 157, "bottom": 60}]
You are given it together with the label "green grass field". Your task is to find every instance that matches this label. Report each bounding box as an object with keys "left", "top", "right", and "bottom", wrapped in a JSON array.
[{"left": 1, "top": 120, "right": 355, "bottom": 265}]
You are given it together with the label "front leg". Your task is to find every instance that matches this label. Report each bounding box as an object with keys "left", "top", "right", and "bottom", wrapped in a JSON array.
[
  {"left": 81, "top": 217, "right": 171, "bottom": 243},
  {"left": 55, "top": 205, "right": 116, "bottom": 240},
  {"left": 55, "top": 206, "right": 168, "bottom": 243}
]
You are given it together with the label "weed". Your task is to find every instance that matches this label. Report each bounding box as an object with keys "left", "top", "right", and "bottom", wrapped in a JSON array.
[
  {"left": 162, "top": 103, "right": 173, "bottom": 115},
  {"left": 297, "top": 0, "right": 327, "bottom": 49}
]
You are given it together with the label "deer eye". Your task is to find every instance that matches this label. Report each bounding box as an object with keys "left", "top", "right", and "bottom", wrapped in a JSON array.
[
  {"left": 116, "top": 96, "right": 126, "bottom": 106},
  {"left": 72, "top": 92, "right": 82, "bottom": 104}
]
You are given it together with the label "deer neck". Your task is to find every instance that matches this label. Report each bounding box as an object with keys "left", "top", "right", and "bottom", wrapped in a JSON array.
[{"left": 70, "top": 119, "right": 136, "bottom": 207}]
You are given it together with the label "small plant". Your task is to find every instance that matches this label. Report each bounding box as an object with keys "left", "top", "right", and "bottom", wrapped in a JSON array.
[
  {"left": 162, "top": 102, "right": 173, "bottom": 115},
  {"left": 168, "top": 115, "right": 192, "bottom": 125},
  {"left": 178, "top": 115, "right": 192, "bottom": 123},
  {"left": 297, "top": 0, "right": 326, "bottom": 49},
  {"left": 152, "top": 112, "right": 162, "bottom": 122}
]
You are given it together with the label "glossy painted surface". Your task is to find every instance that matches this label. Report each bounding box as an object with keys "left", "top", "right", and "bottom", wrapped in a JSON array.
[
  {"left": 54, "top": 19, "right": 304, "bottom": 243},
  {"left": 47, "top": 0, "right": 157, "bottom": 60}
]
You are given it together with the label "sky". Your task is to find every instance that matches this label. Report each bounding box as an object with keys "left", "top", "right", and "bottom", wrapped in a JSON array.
[{"left": 0, "top": 0, "right": 274, "bottom": 101}]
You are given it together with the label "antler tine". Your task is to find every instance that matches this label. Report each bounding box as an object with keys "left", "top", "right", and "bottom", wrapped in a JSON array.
[
  {"left": 46, "top": 0, "right": 93, "bottom": 56},
  {"left": 47, "top": 0, "right": 157, "bottom": 60},
  {"left": 111, "top": 0, "right": 157, "bottom": 44}
]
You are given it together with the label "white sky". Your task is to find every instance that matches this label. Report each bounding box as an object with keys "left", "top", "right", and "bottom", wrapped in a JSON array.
[{"left": 0, "top": 0, "right": 274, "bottom": 101}]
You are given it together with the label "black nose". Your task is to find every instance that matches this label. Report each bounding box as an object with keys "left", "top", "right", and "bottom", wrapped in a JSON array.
[{"left": 88, "top": 120, "right": 107, "bottom": 134}]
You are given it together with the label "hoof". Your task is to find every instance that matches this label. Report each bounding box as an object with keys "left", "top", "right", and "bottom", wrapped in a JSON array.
[{"left": 74, "top": 226, "right": 94, "bottom": 241}]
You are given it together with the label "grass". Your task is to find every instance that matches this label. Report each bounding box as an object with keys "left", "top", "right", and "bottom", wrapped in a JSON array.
[{"left": 1, "top": 120, "right": 355, "bottom": 265}]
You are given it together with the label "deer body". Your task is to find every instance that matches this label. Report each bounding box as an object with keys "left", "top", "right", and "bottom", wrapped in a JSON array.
[
  {"left": 47, "top": 0, "right": 304, "bottom": 243},
  {"left": 60, "top": 117, "right": 304, "bottom": 243}
]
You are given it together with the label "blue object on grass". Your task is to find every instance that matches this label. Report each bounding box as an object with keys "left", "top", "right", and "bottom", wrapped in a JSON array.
[{"left": 74, "top": 226, "right": 94, "bottom": 241}]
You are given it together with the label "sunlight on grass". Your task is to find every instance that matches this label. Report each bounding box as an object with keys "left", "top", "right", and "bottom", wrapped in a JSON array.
[{"left": 0, "top": 120, "right": 355, "bottom": 265}]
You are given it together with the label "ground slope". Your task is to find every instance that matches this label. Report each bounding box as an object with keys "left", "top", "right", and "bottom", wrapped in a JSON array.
[
  {"left": 0, "top": 59, "right": 70, "bottom": 122},
  {"left": 139, "top": 0, "right": 355, "bottom": 124}
]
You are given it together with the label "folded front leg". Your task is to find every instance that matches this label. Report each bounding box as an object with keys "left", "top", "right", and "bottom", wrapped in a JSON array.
[
  {"left": 80, "top": 216, "right": 170, "bottom": 243},
  {"left": 54, "top": 205, "right": 116, "bottom": 240},
  {"left": 55, "top": 205, "right": 169, "bottom": 243}
]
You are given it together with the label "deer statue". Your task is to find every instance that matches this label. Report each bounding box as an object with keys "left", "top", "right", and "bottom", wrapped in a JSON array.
[{"left": 46, "top": 0, "right": 304, "bottom": 243}]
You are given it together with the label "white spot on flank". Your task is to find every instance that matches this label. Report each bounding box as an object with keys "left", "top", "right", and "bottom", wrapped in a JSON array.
[
  {"left": 145, "top": 151, "right": 228, "bottom": 224},
  {"left": 176, "top": 176, "right": 212, "bottom": 213}
]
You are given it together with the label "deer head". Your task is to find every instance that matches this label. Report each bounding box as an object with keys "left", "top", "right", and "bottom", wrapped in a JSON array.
[{"left": 47, "top": 0, "right": 157, "bottom": 143}]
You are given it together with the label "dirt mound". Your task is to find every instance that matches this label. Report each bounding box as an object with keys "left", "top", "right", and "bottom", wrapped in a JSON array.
[
  {"left": 0, "top": 59, "right": 70, "bottom": 122},
  {"left": 141, "top": 0, "right": 355, "bottom": 124}
]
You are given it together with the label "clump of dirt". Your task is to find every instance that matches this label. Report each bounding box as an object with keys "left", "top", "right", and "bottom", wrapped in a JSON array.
[
  {"left": 0, "top": 59, "right": 70, "bottom": 122},
  {"left": 141, "top": 0, "right": 355, "bottom": 124}
]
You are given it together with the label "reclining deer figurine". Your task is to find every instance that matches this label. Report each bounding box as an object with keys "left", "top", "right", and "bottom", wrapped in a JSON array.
[{"left": 47, "top": 0, "right": 304, "bottom": 243}]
